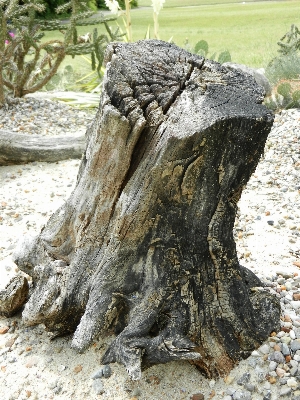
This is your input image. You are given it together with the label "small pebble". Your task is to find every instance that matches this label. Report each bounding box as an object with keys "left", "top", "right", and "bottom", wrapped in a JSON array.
[
  {"left": 102, "top": 364, "right": 112, "bottom": 378},
  {"left": 92, "top": 378, "right": 104, "bottom": 395},
  {"left": 190, "top": 394, "right": 204, "bottom": 400},
  {"left": 237, "top": 372, "right": 251, "bottom": 386},
  {"left": 91, "top": 368, "right": 103, "bottom": 380},
  {"left": 280, "top": 386, "right": 292, "bottom": 396}
]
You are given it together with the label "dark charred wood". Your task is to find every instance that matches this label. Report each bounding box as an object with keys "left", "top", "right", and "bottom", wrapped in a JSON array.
[
  {"left": 0, "top": 131, "right": 85, "bottom": 165},
  {"left": 13, "top": 40, "right": 280, "bottom": 380}
]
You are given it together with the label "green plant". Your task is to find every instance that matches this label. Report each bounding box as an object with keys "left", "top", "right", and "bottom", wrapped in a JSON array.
[
  {"left": 39, "top": 0, "right": 67, "bottom": 18},
  {"left": 266, "top": 25, "right": 300, "bottom": 85},
  {"left": 0, "top": 0, "right": 123, "bottom": 106},
  {"left": 278, "top": 24, "right": 300, "bottom": 56},
  {"left": 187, "top": 39, "right": 231, "bottom": 63},
  {"left": 265, "top": 24, "right": 300, "bottom": 111},
  {"left": 70, "top": 54, "right": 105, "bottom": 92},
  {"left": 264, "top": 80, "right": 300, "bottom": 111},
  {"left": 266, "top": 52, "right": 300, "bottom": 85},
  {"left": 44, "top": 64, "right": 75, "bottom": 91}
]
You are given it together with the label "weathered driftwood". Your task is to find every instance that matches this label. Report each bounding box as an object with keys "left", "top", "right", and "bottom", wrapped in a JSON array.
[
  {"left": 14, "top": 40, "right": 280, "bottom": 380},
  {"left": 0, "top": 270, "right": 29, "bottom": 317},
  {"left": 0, "top": 131, "right": 85, "bottom": 165}
]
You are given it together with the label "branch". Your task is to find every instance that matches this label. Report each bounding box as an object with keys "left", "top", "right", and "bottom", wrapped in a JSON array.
[{"left": 22, "top": 49, "right": 65, "bottom": 95}]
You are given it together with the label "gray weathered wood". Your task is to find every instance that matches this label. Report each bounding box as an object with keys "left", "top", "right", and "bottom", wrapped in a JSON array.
[
  {"left": 0, "top": 131, "right": 85, "bottom": 165},
  {"left": 0, "top": 270, "right": 29, "bottom": 317},
  {"left": 13, "top": 40, "right": 280, "bottom": 380}
]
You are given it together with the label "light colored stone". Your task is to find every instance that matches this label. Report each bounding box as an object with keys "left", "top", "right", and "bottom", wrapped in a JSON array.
[
  {"left": 291, "top": 340, "right": 300, "bottom": 352},
  {"left": 290, "top": 366, "right": 298, "bottom": 376},
  {"left": 280, "top": 386, "right": 292, "bottom": 396},
  {"left": 290, "top": 360, "right": 298, "bottom": 368},
  {"left": 269, "top": 361, "right": 277, "bottom": 371},
  {"left": 282, "top": 342, "right": 290, "bottom": 355},
  {"left": 287, "top": 377, "right": 298, "bottom": 389},
  {"left": 290, "top": 330, "right": 296, "bottom": 339},
  {"left": 281, "top": 336, "right": 291, "bottom": 345},
  {"left": 276, "top": 367, "right": 285, "bottom": 377},
  {"left": 264, "top": 381, "right": 271, "bottom": 390},
  {"left": 259, "top": 343, "right": 269, "bottom": 354},
  {"left": 291, "top": 301, "right": 300, "bottom": 310}
]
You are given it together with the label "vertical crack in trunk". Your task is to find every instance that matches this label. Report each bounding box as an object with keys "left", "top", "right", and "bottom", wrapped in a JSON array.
[{"left": 13, "top": 40, "right": 280, "bottom": 381}]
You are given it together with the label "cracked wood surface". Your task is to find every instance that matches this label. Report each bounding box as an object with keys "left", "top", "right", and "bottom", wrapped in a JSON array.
[{"left": 14, "top": 40, "right": 280, "bottom": 380}]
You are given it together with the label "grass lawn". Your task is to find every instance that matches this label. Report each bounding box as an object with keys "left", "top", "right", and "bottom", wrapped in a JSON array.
[
  {"left": 137, "top": 0, "right": 283, "bottom": 7},
  {"left": 130, "top": 0, "right": 300, "bottom": 67},
  {"left": 44, "top": 0, "right": 299, "bottom": 81}
]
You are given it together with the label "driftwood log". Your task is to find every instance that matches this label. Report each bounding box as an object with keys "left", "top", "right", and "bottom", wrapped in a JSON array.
[
  {"left": 14, "top": 40, "right": 280, "bottom": 380},
  {"left": 0, "top": 131, "right": 85, "bottom": 165}
]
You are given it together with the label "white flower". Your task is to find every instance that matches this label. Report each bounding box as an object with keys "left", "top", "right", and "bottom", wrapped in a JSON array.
[
  {"left": 152, "top": 0, "right": 165, "bottom": 14},
  {"left": 105, "top": 0, "right": 121, "bottom": 14}
]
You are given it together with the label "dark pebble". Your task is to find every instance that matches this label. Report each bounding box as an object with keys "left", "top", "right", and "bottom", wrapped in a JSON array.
[
  {"left": 279, "top": 377, "right": 289, "bottom": 385},
  {"left": 102, "top": 364, "right": 111, "bottom": 378},
  {"left": 244, "top": 383, "right": 255, "bottom": 392},
  {"left": 269, "top": 351, "right": 285, "bottom": 364},
  {"left": 237, "top": 372, "right": 251, "bottom": 386}
]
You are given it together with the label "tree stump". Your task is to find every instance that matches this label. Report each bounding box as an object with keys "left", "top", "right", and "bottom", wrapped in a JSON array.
[{"left": 13, "top": 40, "right": 280, "bottom": 380}]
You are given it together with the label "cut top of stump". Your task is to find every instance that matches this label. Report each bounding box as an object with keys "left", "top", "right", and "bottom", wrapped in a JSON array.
[{"left": 104, "top": 40, "right": 270, "bottom": 131}]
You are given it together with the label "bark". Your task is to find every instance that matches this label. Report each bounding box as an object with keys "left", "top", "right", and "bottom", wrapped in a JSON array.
[
  {"left": 0, "top": 131, "right": 85, "bottom": 165},
  {"left": 13, "top": 40, "right": 280, "bottom": 380}
]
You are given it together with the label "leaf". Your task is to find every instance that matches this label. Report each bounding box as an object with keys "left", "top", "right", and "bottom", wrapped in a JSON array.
[
  {"left": 91, "top": 51, "right": 96, "bottom": 71},
  {"left": 194, "top": 40, "right": 208, "bottom": 56},
  {"left": 218, "top": 50, "right": 231, "bottom": 64},
  {"left": 277, "top": 82, "right": 292, "bottom": 97},
  {"left": 292, "top": 90, "right": 300, "bottom": 102},
  {"left": 144, "top": 25, "right": 150, "bottom": 40}
]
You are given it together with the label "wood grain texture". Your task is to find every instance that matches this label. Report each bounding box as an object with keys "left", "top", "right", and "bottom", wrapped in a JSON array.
[
  {"left": 13, "top": 40, "right": 280, "bottom": 380},
  {"left": 0, "top": 131, "right": 85, "bottom": 165}
]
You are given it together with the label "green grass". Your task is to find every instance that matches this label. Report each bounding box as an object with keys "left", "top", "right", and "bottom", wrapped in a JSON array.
[
  {"left": 42, "top": 0, "right": 300, "bottom": 81},
  {"left": 138, "top": 0, "right": 279, "bottom": 7},
  {"left": 130, "top": 0, "right": 300, "bottom": 67}
]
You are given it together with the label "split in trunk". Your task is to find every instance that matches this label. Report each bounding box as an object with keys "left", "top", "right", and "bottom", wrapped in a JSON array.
[{"left": 14, "top": 40, "right": 280, "bottom": 380}]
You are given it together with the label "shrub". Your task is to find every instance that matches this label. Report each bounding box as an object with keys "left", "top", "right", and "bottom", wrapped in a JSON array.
[
  {"left": 265, "top": 79, "right": 300, "bottom": 111},
  {"left": 187, "top": 39, "right": 231, "bottom": 64},
  {"left": 0, "top": 0, "right": 123, "bottom": 106},
  {"left": 264, "top": 24, "right": 300, "bottom": 111}
]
